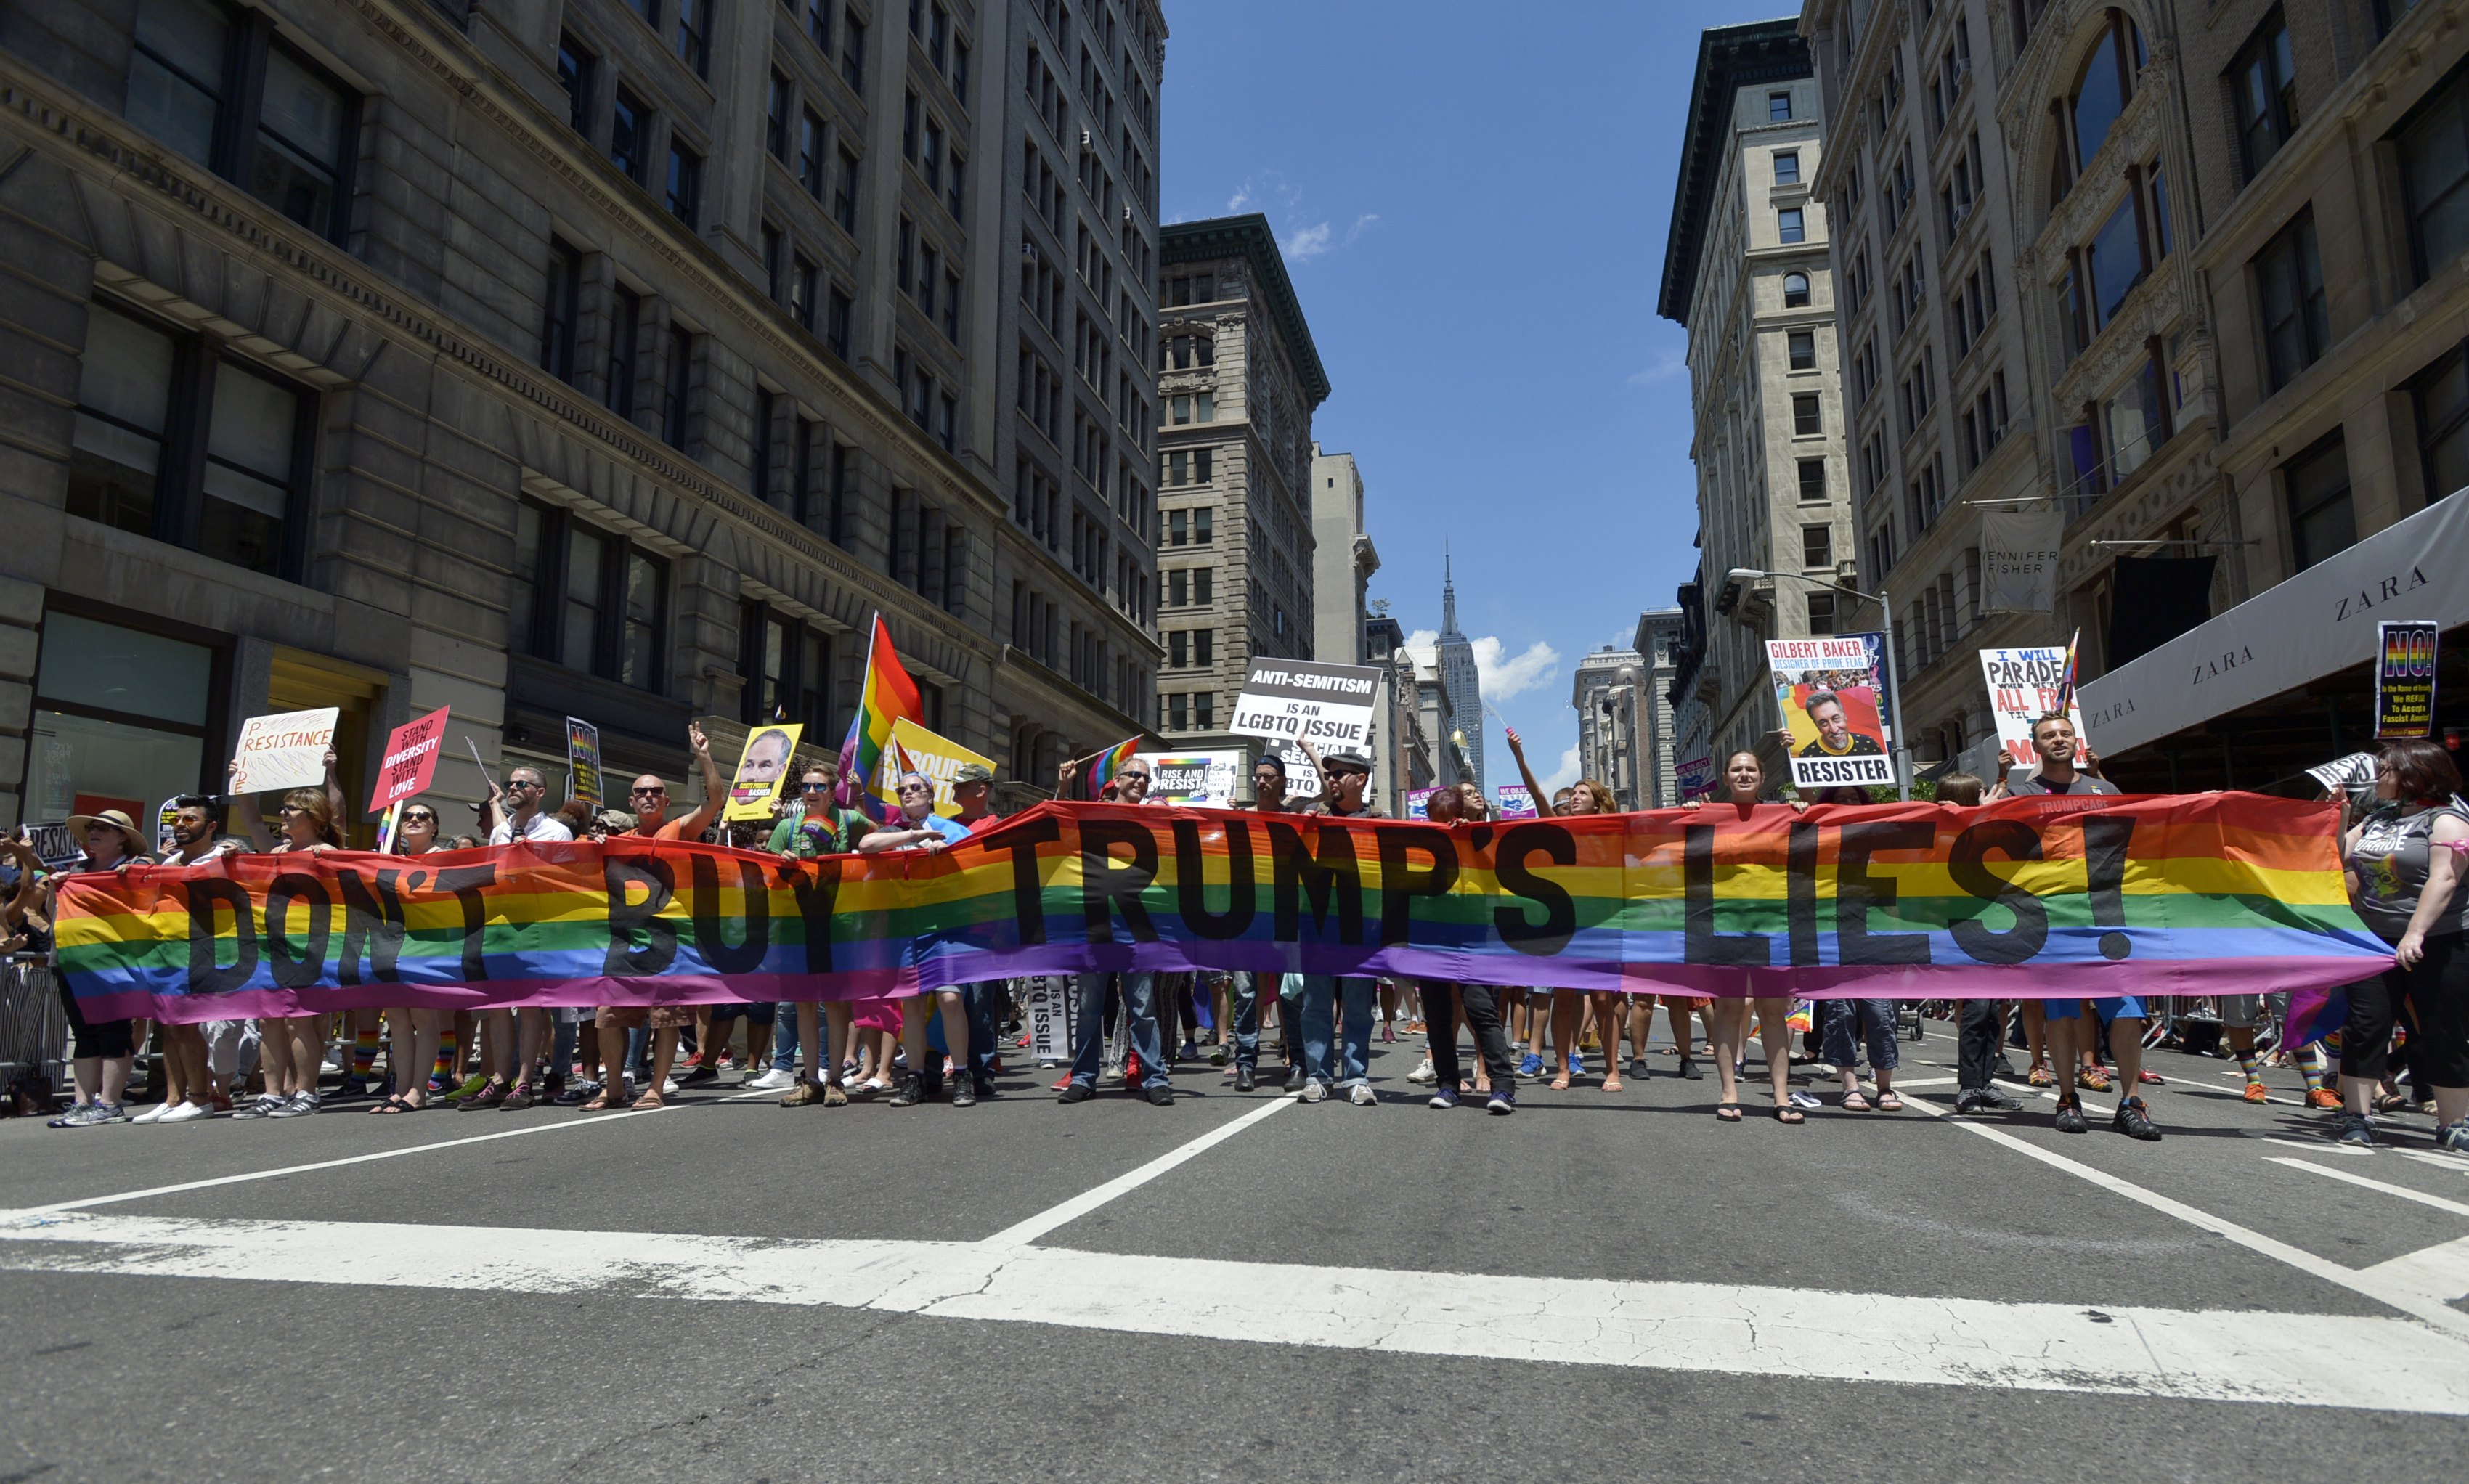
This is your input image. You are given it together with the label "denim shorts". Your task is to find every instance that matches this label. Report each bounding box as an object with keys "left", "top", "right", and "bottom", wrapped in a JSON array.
[{"left": 2041, "top": 995, "right": 2146, "bottom": 1023}]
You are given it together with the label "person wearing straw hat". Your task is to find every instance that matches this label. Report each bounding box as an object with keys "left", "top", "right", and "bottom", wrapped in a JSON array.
[{"left": 44, "top": 808, "right": 154, "bottom": 1128}]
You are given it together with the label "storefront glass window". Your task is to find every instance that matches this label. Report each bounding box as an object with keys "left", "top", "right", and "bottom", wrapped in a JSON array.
[{"left": 26, "top": 612, "right": 216, "bottom": 824}]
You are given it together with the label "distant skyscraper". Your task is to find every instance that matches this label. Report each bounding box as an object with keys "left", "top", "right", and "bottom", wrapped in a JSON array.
[{"left": 1435, "top": 550, "right": 1484, "bottom": 786}]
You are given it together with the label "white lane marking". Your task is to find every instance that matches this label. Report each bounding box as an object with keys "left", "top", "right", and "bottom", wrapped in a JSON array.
[
  {"left": 2266, "top": 1157, "right": 2469, "bottom": 1218},
  {"left": 980, "top": 1094, "right": 1292, "bottom": 1247},
  {"left": 0, "top": 1211, "right": 2462, "bottom": 1414},
  {"left": 18, "top": 1083, "right": 784, "bottom": 1216},
  {"left": 1896, "top": 1090, "right": 2469, "bottom": 1340},
  {"left": 2398, "top": 1149, "right": 2469, "bottom": 1178},
  {"left": 2360, "top": 1236, "right": 2469, "bottom": 1308},
  {"left": 2258, "top": 1136, "right": 2375, "bottom": 1157}
]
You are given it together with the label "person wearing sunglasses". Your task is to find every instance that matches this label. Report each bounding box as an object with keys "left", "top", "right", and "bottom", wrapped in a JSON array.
[
  {"left": 859, "top": 771, "right": 978, "bottom": 1106},
  {"left": 358, "top": 799, "right": 454, "bottom": 1114},
  {"left": 757, "top": 764, "right": 876, "bottom": 1106},
  {"left": 1054, "top": 753, "right": 1175, "bottom": 1106}
]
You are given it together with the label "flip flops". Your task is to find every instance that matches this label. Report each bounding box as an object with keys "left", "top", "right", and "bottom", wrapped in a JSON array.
[
  {"left": 368, "top": 1095, "right": 422, "bottom": 1115},
  {"left": 1773, "top": 1104, "right": 1805, "bottom": 1124},
  {"left": 1715, "top": 1102, "right": 1743, "bottom": 1122}
]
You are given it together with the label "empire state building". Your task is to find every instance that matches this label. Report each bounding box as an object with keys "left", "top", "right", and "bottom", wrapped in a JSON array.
[{"left": 1436, "top": 553, "right": 1484, "bottom": 786}]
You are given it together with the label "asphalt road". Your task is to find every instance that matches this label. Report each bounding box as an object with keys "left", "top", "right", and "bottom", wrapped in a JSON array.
[{"left": 4, "top": 1016, "right": 2468, "bottom": 1483}]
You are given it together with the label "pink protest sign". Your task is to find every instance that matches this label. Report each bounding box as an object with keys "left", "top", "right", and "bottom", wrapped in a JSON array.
[{"left": 368, "top": 707, "right": 451, "bottom": 814}]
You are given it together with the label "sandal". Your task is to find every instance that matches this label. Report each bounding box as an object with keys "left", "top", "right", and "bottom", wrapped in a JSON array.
[
  {"left": 1550, "top": 1071, "right": 1572, "bottom": 1091},
  {"left": 368, "top": 1095, "right": 420, "bottom": 1115},
  {"left": 1715, "top": 1102, "right": 1743, "bottom": 1122},
  {"left": 1601, "top": 1075, "right": 1624, "bottom": 1093},
  {"left": 1840, "top": 1090, "right": 1871, "bottom": 1112},
  {"left": 629, "top": 1090, "right": 665, "bottom": 1111},
  {"left": 2374, "top": 1091, "right": 2415, "bottom": 1114},
  {"left": 1773, "top": 1104, "right": 1806, "bottom": 1124},
  {"left": 1875, "top": 1090, "right": 1904, "bottom": 1112}
]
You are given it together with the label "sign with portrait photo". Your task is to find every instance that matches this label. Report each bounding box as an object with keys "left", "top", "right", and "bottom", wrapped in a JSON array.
[
  {"left": 723, "top": 722, "right": 804, "bottom": 823},
  {"left": 1766, "top": 637, "right": 1894, "bottom": 789}
]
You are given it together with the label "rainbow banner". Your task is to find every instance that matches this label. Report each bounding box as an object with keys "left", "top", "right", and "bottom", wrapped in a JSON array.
[
  {"left": 835, "top": 613, "right": 923, "bottom": 823},
  {"left": 54, "top": 794, "right": 2391, "bottom": 1023}
]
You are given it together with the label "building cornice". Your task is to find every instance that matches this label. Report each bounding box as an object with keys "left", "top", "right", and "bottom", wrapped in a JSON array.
[{"left": 1161, "top": 213, "right": 1331, "bottom": 407}]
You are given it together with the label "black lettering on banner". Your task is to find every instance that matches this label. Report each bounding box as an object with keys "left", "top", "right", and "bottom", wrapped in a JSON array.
[
  {"left": 1080, "top": 818, "right": 1160, "bottom": 944},
  {"left": 689, "top": 853, "right": 772, "bottom": 974},
  {"left": 335, "top": 866, "right": 408, "bottom": 984},
  {"left": 435, "top": 864, "right": 497, "bottom": 982},
  {"left": 1492, "top": 823, "right": 1575, "bottom": 955},
  {"left": 1375, "top": 825, "right": 1460, "bottom": 946},
  {"left": 991, "top": 815, "right": 1062, "bottom": 947},
  {"left": 602, "top": 855, "right": 678, "bottom": 975},
  {"left": 1947, "top": 819, "right": 2049, "bottom": 964},
  {"left": 1268, "top": 821, "right": 1365, "bottom": 944},
  {"left": 782, "top": 858, "right": 839, "bottom": 974},
  {"left": 2080, "top": 815, "right": 2136, "bottom": 961},
  {"left": 1836, "top": 821, "right": 1933, "bottom": 965},
  {"left": 261, "top": 871, "right": 333, "bottom": 990},
  {"left": 1683, "top": 824, "right": 1770, "bottom": 966},
  {"left": 184, "top": 876, "right": 259, "bottom": 993},
  {"left": 1786, "top": 821, "right": 1820, "bottom": 966},
  {"left": 1173, "top": 818, "right": 1256, "bottom": 940}
]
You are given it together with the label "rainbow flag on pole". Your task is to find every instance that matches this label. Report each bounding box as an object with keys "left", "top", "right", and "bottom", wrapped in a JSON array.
[
  {"left": 1084, "top": 735, "right": 1142, "bottom": 799},
  {"left": 2053, "top": 627, "right": 2082, "bottom": 715},
  {"left": 836, "top": 613, "right": 924, "bottom": 820}
]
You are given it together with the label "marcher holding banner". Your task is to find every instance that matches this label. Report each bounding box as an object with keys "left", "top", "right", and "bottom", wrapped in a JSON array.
[
  {"left": 862, "top": 769, "right": 988, "bottom": 1108},
  {"left": 1682, "top": 753, "right": 1810, "bottom": 1122},
  {"left": 1054, "top": 753, "right": 1175, "bottom": 1106},
  {"left": 2333, "top": 739, "right": 2469, "bottom": 1152},
  {"left": 229, "top": 775, "right": 345, "bottom": 1120}
]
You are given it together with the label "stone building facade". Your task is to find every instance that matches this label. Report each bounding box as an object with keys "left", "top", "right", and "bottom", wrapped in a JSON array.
[
  {"left": 1659, "top": 20, "right": 1858, "bottom": 775},
  {"left": 1152, "top": 213, "right": 1327, "bottom": 751},
  {"left": 0, "top": 0, "right": 1162, "bottom": 833},
  {"left": 1569, "top": 645, "right": 1646, "bottom": 809},
  {"left": 1630, "top": 606, "right": 1684, "bottom": 806},
  {"left": 1431, "top": 551, "right": 1481, "bottom": 787}
]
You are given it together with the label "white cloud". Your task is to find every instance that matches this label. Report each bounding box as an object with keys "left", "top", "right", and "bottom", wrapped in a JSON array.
[
  {"left": 1539, "top": 746, "right": 1582, "bottom": 794},
  {"left": 1221, "top": 171, "right": 1375, "bottom": 264},
  {"left": 1402, "top": 628, "right": 1438, "bottom": 673},
  {"left": 1471, "top": 635, "right": 1561, "bottom": 702},
  {"left": 1285, "top": 221, "right": 1333, "bottom": 259},
  {"left": 1625, "top": 346, "right": 1688, "bottom": 386}
]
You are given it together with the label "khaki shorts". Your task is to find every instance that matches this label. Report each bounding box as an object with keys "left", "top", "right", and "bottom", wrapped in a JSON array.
[{"left": 596, "top": 1004, "right": 697, "bottom": 1030}]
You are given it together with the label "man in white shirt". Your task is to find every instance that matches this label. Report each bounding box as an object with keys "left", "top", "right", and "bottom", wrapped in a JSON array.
[
  {"left": 487, "top": 766, "right": 575, "bottom": 845},
  {"left": 471, "top": 765, "right": 570, "bottom": 1108}
]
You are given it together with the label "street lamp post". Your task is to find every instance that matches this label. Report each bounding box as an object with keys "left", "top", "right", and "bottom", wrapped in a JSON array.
[{"left": 1724, "top": 568, "right": 1909, "bottom": 802}]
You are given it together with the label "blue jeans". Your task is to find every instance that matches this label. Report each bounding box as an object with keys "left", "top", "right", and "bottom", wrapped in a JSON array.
[
  {"left": 948, "top": 981, "right": 1000, "bottom": 1086},
  {"left": 1072, "top": 971, "right": 1166, "bottom": 1090},
  {"left": 1821, "top": 998, "right": 1900, "bottom": 1075},
  {"left": 770, "top": 1002, "right": 800, "bottom": 1073},
  {"left": 1302, "top": 974, "right": 1375, "bottom": 1088}
]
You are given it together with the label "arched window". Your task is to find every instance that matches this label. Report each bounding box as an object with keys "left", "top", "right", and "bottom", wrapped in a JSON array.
[
  {"left": 1783, "top": 272, "right": 1810, "bottom": 308},
  {"left": 2067, "top": 13, "right": 2146, "bottom": 174}
]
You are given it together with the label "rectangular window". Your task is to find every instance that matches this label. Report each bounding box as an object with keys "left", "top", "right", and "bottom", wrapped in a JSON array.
[
  {"left": 1797, "top": 457, "right": 1826, "bottom": 502},
  {"left": 768, "top": 72, "right": 792, "bottom": 160},
  {"left": 1773, "top": 150, "right": 1799, "bottom": 184},
  {"left": 1778, "top": 206, "right": 1805, "bottom": 244},
  {"left": 834, "top": 147, "right": 861, "bottom": 231},
  {"left": 2104, "top": 359, "right": 2166, "bottom": 480},
  {"left": 1168, "top": 692, "right": 1188, "bottom": 730},
  {"left": 1788, "top": 330, "right": 1815, "bottom": 370},
  {"left": 1168, "top": 508, "right": 1186, "bottom": 545},
  {"left": 1167, "top": 450, "right": 1187, "bottom": 485},
  {"left": 826, "top": 285, "right": 853, "bottom": 359},
  {"left": 751, "top": 391, "right": 776, "bottom": 503},
  {"left": 762, "top": 222, "right": 781, "bottom": 301},
  {"left": 2085, "top": 196, "right": 2145, "bottom": 330},
  {"left": 943, "top": 268, "right": 961, "bottom": 342},
  {"left": 665, "top": 139, "right": 702, "bottom": 227},
  {"left": 2229, "top": 8, "right": 2298, "bottom": 182},
  {"left": 674, "top": 0, "right": 709, "bottom": 74},
  {"left": 1792, "top": 394, "right": 1821, "bottom": 435},
  {"left": 1805, "top": 591, "right": 1837, "bottom": 635},
  {"left": 1195, "top": 568, "right": 1213, "bottom": 603},
  {"left": 126, "top": 4, "right": 358, "bottom": 242},
  {"left": 1168, "top": 568, "right": 1187, "bottom": 605},
  {"left": 606, "top": 286, "right": 640, "bottom": 417},
  {"left": 807, "top": 0, "right": 832, "bottom": 54},
  {"left": 540, "top": 238, "right": 581, "bottom": 383},
  {"left": 1195, "top": 629, "right": 1214, "bottom": 666},
  {"left": 611, "top": 89, "right": 649, "bottom": 183},
  {"left": 1168, "top": 629, "right": 1187, "bottom": 666},
  {"left": 1802, "top": 523, "right": 1832, "bottom": 568},
  {"left": 2413, "top": 346, "right": 2469, "bottom": 507},
  {"left": 661, "top": 325, "right": 693, "bottom": 449},
  {"left": 792, "top": 253, "right": 818, "bottom": 331},
  {"left": 1195, "top": 447, "right": 1214, "bottom": 481},
  {"left": 2397, "top": 61, "right": 2469, "bottom": 286},
  {"left": 2254, "top": 208, "right": 2327, "bottom": 391},
  {"left": 842, "top": 8, "right": 867, "bottom": 91},
  {"left": 556, "top": 33, "right": 595, "bottom": 134},
  {"left": 799, "top": 110, "right": 826, "bottom": 195},
  {"left": 30, "top": 612, "right": 220, "bottom": 818},
  {"left": 2283, "top": 433, "right": 2356, "bottom": 571},
  {"left": 1195, "top": 507, "right": 1213, "bottom": 543},
  {"left": 1769, "top": 90, "right": 1792, "bottom": 122}
]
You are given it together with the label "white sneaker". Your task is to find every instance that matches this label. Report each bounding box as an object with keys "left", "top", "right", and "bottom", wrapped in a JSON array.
[
  {"left": 744, "top": 1067, "right": 795, "bottom": 1091},
  {"left": 160, "top": 1100, "right": 212, "bottom": 1122},
  {"left": 1406, "top": 1057, "right": 1437, "bottom": 1085},
  {"left": 1349, "top": 1084, "right": 1377, "bottom": 1106},
  {"left": 131, "top": 1102, "right": 172, "bottom": 1124},
  {"left": 662, "top": 1077, "right": 680, "bottom": 1097},
  {"left": 1299, "top": 1079, "right": 1328, "bottom": 1103}
]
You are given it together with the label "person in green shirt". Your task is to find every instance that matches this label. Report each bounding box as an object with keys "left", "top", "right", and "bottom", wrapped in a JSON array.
[{"left": 770, "top": 763, "right": 875, "bottom": 1106}]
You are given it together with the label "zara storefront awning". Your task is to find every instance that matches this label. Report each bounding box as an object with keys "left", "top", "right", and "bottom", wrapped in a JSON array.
[{"left": 2078, "top": 489, "right": 2469, "bottom": 759}]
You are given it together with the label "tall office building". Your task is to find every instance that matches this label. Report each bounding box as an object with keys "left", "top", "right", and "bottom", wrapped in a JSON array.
[
  {"left": 1309, "top": 445, "right": 1374, "bottom": 666},
  {"left": 1153, "top": 213, "right": 1328, "bottom": 748},
  {"left": 1570, "top": 646, "right": 1646, "bottom": 809},
  {"left": 1432, "top": 552, "right": 1483, "bottom": 785},
  {"left": 0, "top": 0, "right": 1164, "bottom": 831},
  {"left": 1632, "top": 607, "right": 1685, "bottom": 806},
  {"left": 1658, "top": 20, "right": 1856, "bottom": 774}
]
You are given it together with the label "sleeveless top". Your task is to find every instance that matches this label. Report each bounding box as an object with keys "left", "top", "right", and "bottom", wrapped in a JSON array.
[{"left": 2345, "top": 802, "right": 2469, "bottom": 942}]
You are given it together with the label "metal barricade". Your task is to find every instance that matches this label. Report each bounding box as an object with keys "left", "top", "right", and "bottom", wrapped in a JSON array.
[{"left": 0, "top": 955, "right": 67, "bottom": 1094}]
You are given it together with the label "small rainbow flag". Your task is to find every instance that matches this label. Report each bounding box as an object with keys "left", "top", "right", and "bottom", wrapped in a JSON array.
[
  {"left": 2053, "top": 627, "right": 2082, "bottom": 716},
  {"left": 837, "top": 613, "right": 924, "bottom": 821},
  {"left": 1084, "top": 735, "right": 1142, "bottom": 799}
]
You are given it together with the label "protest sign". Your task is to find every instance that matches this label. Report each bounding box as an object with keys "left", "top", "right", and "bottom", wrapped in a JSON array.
[
  {"left": 564, "top": 717, "right": 603, "bottom": 806},
  {"left": 1136, "top": 749, "right": 1244, "bottom": 808},
  {"left": 24, "top": 821, "right": 80, "bottom": 870},
  {"left": 1977, "top": 648, "right": 2091, "bottom": 770},
  {"left": 723, "top": 723, "right": 803, "bottom": 822},
  {"left": 873, "top": 718, "right": 996, "bottom": 816},
  {"left": 2375, "top": 619, "right": 2439, "bottom": 740},
  {"left": 1273, "top": 739, "right": 1322, "bottom": 801},
  {"left": 57, "top": 794, "right": 2389, "bottom": 1021},
  {"left": 1766, "top": 638, "right": 1894, "bottom": 789},
  {"left": 229, "top": 707, "right": 338, "bottom": 794},
  {"left": 370, "top": 707, "right": 451, "bottom": 815},
  {"left": 1403, "top": 788, "right": 1436, "bottom": 820},
  {"left": 1229, "top": 658, "right": 1383, "bottom": 752},
  {"left": 1979, "top": 507, "right": 2062, "bottom": 614},
  {"left": 1674, "top": 755, "right": 1715, "bottom": 802},
  {"left": 1496, "top": 783, "right": 1538, "bottom": 819},
  {"left": 1022, "top": 975, "right": 1075, "bottom": 1062}
]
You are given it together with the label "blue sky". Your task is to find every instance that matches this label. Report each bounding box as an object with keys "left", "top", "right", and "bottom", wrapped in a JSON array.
[{"left": 1160, "top": 0, "right": 1789, "bottom": 790}]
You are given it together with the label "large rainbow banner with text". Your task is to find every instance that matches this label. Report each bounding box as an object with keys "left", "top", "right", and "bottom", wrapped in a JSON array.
[{"left": 54, "top": 795, "right": 2391, "bottom": 1022}]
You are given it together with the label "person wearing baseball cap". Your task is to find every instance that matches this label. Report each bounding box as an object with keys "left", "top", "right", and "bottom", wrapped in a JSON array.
[{"left": 1294, "top": 740, "right": 1386, "bottom": 1106}]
